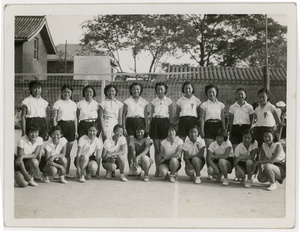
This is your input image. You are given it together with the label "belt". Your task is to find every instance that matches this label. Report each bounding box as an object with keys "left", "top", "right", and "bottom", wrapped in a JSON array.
[
  {"left": 60, "top": 120, "right": 74, "bottom": 123},
  {"left": 129, "top": 116, "right": 143, "bottom": 119},
  {"left": 83, "top": 119, "right": 97, "bottom": 122},
  {"left": 153, "top": 115, "right": 167, "bottom": 118},
  {"left": 206, "top": 119, "right": 221, "bottom": 122},
  {"left": 180, "top": 116, "right": 197, "bottom": 119}
]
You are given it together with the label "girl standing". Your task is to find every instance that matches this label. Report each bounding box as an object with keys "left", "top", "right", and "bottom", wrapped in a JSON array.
[
  {"left": 21, "top": 80, "right": 49, "bottom": 141},
  {"left": 200, "top": 84, "right": 225, "bottom": 148},
  {"left": 122, "top": 82, "right": 148, "bottom": 172},
  {"left": 228, "top": 88, "right": 254, "bottom": 149},
  {"left": 149, "top": 82, "right": 172, "bottom": 177},
  {"left": 75, "top": 124, "right": 103, "bottom": 183},
  {"left": 102, "top": 124, "right": 128, "bottom": 182},
  {"left": 233, "top": 129, "right": 258, "bottom": 188},
  {"left": 176, "top": 81, "right": 201, "bottom": 141},
  {"left": 253, "top": 88, "right": 281, "bottom": 147},
  {"left": 206, "top": 129, "right": 233, "bottom": 186},
  {"left": 183, "top": 125, "right": 206, "bottom": 184},
  {"left": 77, "top": 85, "right": 99, "bottom": 139},
  {"left": 53, "top": 84, "right": 77, "bottom": 178},
  {"left": 255, "top": 128, "right": 286, "bottom": 191},
  {"left": 40, "top": 126, "right": 68, "bottom": 184},
  {"left": 158, "top": 125, "right": 184, "bottom": 183},
  {"left": 129, "top": 126, "right": 153, "bottom": 182},
  {"left": 99, "top": 84, "right": 123, "bottom": 141}
]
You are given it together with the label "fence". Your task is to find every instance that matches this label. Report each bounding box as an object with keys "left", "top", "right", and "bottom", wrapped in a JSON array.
[{"left": 14, "top": 72, "right": 287, "bottom": 128}]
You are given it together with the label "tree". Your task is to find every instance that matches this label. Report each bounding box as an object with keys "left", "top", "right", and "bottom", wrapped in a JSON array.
[{"left": 176, "top": 14, "right": 287, "bottom": 68}]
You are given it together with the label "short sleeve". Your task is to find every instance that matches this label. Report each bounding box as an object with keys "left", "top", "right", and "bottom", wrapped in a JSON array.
[
  {"left": 252, "top": 140, "right": 258, "bottom": 150},
  {"left": 167, "top": 98, "right": 173, "bottom": 106},
  {"left": 77, "top": 100, "right": 83, "bottom": 110},
  {"left": 45, "top": 142, "right": 52, "bottom": 152},
  {"left": 197, "top": 139, "right": 206, "bottom": 149},
  {"left": 145, "top": 137, "right": 152, "bottom": 146},
  {"left": 177, "top": 137, "right": 184, "bottom": 145},
  {"left": 117, "top": 100, "right": 123, "bottom": 109},
  {"left": 53, "top": 100, "right": 60, "bottom": 110},
  {"left": 21, "top": 97, "right": 29, "bottom": 107},
  {"left": 229, "top": 104, "right": 235, "bottom": 114},
  {"left": 103, "top": 139, "right": 110, "bottom": 150},
  {"left": 95, "top": 138, "right": 103, "bottom": 149},
  {"left": 194, "top": 96, "right": 201, "bottom": 107},
  {"left": 224, "top": 140, "right": 233, "bottom": 148},
  {"left": 234, "top": 143, "right": 242, "bottom": 157},
  {"left": 176, "top": 97, "right": 182, "bottom": 107},
  {"left": 17, "top": 138, "right": 25, "bottom": 149},
  {"left": 208, "top": 142, "right": 216, "bottom": 153},
  {"left": 182, "top": 141, "right": 189, "bottom": 151},
  {"left": 141, "top": 98, "right": 148, "bottom": 107},
  {"left": 124, "top": 98, "right": 130, "bottom": 105},
  {"left": 41, "top": 98, "right": 49, "bottom": 108},
  {"left": 220, "top": 102, "right": 225, "bottom": 110},
  {"left": 160, "top": 139, "right": 168, "bottom": 149},
  {"left": 120, "top": 136, "right": 127, "bottom": 146},
  {"left": 200, "top": 101, "right": 207, "bottom": 111},
  {"left": 78, "top": 136, "right": 85, "bottom": 147},
  {"left": 129, "top": 140, "right": 135, "bottom": 148},
  {"left": 269, "top": 103, "right": 276, "bottom": 112},
  {"left": 248, "top": 104, "right": 254, "bottom": 114}
]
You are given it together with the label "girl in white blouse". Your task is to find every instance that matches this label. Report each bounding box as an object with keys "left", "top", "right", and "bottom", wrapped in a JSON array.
[
  {"left": 21, "top": 80, "right": 49, "bottom": 141},
  {"left": 254, "top": 128, "right": 286, "bottom": 191},
  {"left": 77, "top": 85, "right": 99, "bottom": 139}
]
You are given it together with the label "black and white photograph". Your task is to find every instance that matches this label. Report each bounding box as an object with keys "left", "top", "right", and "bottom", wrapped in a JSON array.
[{"left": 2, "top": 1, "right": 298, "bottom": 231}]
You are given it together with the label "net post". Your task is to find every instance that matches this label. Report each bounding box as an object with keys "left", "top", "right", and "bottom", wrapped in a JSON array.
[{"left": 100, "top": 80, "right": 106, "bottom": 102}]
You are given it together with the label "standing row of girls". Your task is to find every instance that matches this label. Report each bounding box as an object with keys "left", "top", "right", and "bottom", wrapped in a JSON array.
[{"left": 15, "top": 80, "right": 286, "bottom": 191}]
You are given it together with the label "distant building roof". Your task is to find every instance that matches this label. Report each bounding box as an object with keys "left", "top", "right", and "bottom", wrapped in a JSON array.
[
  {"left": 48, "top": 44, "right": 84, "bottom": 60},
  {"left": 167, "top": 66, "right": 286, "bottom": 84},
  {"left": 15, "top": 16, "right": 57, "bottom": 54}
]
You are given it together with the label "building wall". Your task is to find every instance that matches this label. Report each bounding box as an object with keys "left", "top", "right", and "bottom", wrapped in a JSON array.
[
  {"left": 15, "top": 42, "right": 23, "bottom": 73},
  {"left": 21, "top": 33, "right": 48, "bottom": 77}
]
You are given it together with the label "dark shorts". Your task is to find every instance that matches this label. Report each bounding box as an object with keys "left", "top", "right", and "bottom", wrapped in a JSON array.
[
  {"left": 178, "top": 116, "right": 198, "bottom": 138},
  {"left": 58, "top": 120, "right": 76, "bottom": 142},
  {"left": 204, "top": 121, "right": 223, "bottom": 139},
  {"left": 78, "top": 121, "right": 98, "bottom": 139},
  {"left": 149, "top": 117, "right": 170, "bottom": 140},
  {"left": 14, "top": 156, "right": 32, "bottom": 172},
  {"left": 26, "top": 117, "right": 47, "bottom": 140},
  {"left": 230, "top": 124, "right": 251, "bottom": 145},
  {"left": 126, "top": 117, "right": 145, "bottom": 136},
  {"left": 253, "top": 126, "right": 276, "bottom": 147},
  {"left": 187, "top": 157, "right": 205, "bottom": 165},
  {"left": 274, "top": 161, "right": 286, "bottom": 184},
  {"left": 74, "top": 155, "right": 96, "bottom": 168},
  {"left": 161, "top": 158, "right": 182, "bottom": 172},
  {"left": 212, "top": 157, "right": 234, "bottom": 173},
  {"left": 237, "top": 160, "right": 247, "bottom": 171},
  {"left": 39, "top": 156, "right": 61, "bottom": 171},
  {"left": 102, "top": 159, "right": 120, "bottom": 170}
]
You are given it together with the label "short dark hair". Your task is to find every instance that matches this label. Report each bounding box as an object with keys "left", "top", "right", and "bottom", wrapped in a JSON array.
[
  {"left": 188, "top": 125, "right": 200, "bottom": 135},
  {"left": 29, "top": 80, "right": 43, "bottom": 95},
  {"left": 113, "top": 124, "right": 124, "bottom": 133},
  {"left": 216, "top": 128, "right": 228, "bottom": 141},
  {"left": 61, "top": 84, "right": 73, "bottom": 99},
  {"left": 129, "top": 82, "right": 143, "bottom": 95},
  {"left": 262, "top": 128, "right": 278, "bottom": 143},
  {"left": 257, "top": 88, "right": 270, "bottom": 101},
  {"left": 104, "top": 84, "right": 118, "bottom": 97},
  {"left": 181, "top": 81, "right": 195, "bottom": 94},
  {"left": 241, "top": 129, "right": 255, "bottom": 143},
  {"left": 49, "top": 125, "right": 63, "bottom": 136},
  {"left": 86, "top": 123, "right": 98, "bottom": 135},
  {"left": 235, "top": 87, "right": 247, "bottom": 100},
  {"left": 155, "top": 82, "right": 168, "bottom": 95},
  {"left": 205, "top": 84, "right": 219, "bottom": 98},
  {"left": 167, "top": 124, "right": 178, "bottom": 136},
  {"left": 82, "top": 85, "right": 96, "bottom": 98},
  {"left": 26, "top": 123, "right": 40, "bottom": 136},
  {"left": 134, "top": 126, "right": 148, "bottom": 139}
]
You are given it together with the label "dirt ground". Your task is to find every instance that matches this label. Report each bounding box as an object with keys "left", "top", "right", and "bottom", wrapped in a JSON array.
[{"left": 13, "top": 130, "right": 286, "bottom": 221}]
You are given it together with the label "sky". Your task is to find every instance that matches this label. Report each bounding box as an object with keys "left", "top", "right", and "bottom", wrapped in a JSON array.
[{"left": 46, "top": 14, "right": 287, "bottom": 73}]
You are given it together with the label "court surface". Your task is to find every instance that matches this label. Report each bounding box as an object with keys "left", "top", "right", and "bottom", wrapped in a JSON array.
[{"left": 13, "top": 130, "right": 286, "bottom": 219}]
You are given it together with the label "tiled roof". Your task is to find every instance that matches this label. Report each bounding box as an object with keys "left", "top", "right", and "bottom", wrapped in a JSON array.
[
  {"left": 167, "top": 66, "right": 286, "bottom": 83},
  {"left": 15, "top": 16, "right": 57, "bottom": 54}
]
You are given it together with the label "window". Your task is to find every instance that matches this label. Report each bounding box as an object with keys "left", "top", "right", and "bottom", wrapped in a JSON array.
[{"left": 33, "top": 38, "right": 38, "bottom": 60}]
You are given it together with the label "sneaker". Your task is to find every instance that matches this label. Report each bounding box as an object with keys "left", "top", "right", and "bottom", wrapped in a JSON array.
[
  {"left": 41, "top": 174, "right": 50, "bottom": 183},
  {"left": 86, "top": 173, "right": 92, "bottom": 180},
  {"left": 58, "top": 176, "right": 68, "bottom": 184},
  {"left": 169, "top": 175, "right": 176, "bottom": 183},
  {"left": 207, "top": 175, "right": 213, "bottom": 180},
  {"left": 79, "top": 175, "right": 85, "bottom": 183},
  {"left": 120, "top": 174, "right": 128, "bottom": 182},
  {"left": 267, "top": 183, "right": 277, "bottom": 191},
  {"left": 65, "top": 173, "right": 75, "bottom": 179},
  {"left": 28, "top": 178, "right": 38, "bottom": 187},
  {"left": 234, "top": 177, "right": 239, "bottom": 181},
  {"left": 106, "top": 171, "right": 112, "bottom": 179},
  {"left": 53, "top": 174, "right": 60, "bottom": 180},
  {"left": 174, "top": 172, "right": 179, "bottom": 180},
  {"left": 144, "top": 176, "right": 150, "bottom": 182},
  {"left": 244, "top": 180, "right": 252, "bottom": 188},
  {"left": 195, "top": 176, "right": 201, "bottom": 184},
  {"left": 222, "top": 178, "right": 229, "bottom": 186}
]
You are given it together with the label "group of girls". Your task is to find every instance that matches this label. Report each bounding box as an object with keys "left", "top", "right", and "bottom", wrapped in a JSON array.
[{"left": 14, "top": 80, "right": 286, "bottom": 191}]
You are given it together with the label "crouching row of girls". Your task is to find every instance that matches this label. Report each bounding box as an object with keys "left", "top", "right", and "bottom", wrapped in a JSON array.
[{"left": 15, "top": 120, "right": 285, "bottom": 192}]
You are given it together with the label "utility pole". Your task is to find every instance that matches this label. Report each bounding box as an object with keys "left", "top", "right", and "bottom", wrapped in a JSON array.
[
  {"left": 64, "top": 40, "right": 67, "bottom": 73},
  {"left": 264, "top": 15, "right": 270, "bottom": 90}
]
